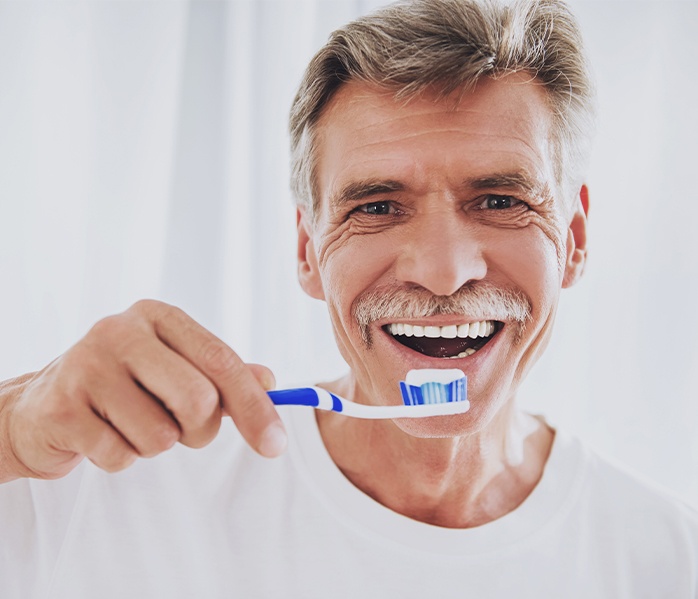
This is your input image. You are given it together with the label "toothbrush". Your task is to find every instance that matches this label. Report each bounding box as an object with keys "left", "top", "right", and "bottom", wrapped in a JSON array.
[{"left": 267, "top": 369, "right": 468, "bottom": 419}]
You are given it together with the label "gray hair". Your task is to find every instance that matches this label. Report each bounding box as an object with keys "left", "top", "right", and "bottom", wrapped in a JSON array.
[{"left": 289, "top": 0, "right": 595, "bottom": 218}]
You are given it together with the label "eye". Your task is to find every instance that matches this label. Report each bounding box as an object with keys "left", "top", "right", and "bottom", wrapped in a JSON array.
[
  {"left": 357, "top": 201, "right": 395, "bottom": 215},
  {"left": 477, "top": 195, "right": 523, "bottom": 210}
]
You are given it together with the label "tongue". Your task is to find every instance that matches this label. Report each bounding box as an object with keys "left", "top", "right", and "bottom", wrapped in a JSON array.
[{"left": 392, "top": 334, "right": 478, "bottom": 358}]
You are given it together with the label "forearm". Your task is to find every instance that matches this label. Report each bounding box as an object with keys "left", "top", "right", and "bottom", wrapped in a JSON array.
[{"left": 0, "top": 373, "right": 36, "bottom": 483}]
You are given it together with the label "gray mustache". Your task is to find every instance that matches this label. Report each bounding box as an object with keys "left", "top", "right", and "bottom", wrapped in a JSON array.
[{"left": 352, "top": 282, "right": 532, "bottom": 347}]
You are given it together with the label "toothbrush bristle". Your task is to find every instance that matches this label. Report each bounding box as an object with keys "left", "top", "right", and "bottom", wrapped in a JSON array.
[{"left": 399, "top": 376, "right": 467, "bottom": 406}]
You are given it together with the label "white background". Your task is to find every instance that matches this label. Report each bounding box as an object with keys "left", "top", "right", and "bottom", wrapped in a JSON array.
[{"left": 0, "top": 0, "right": 696, "bottom": 506}]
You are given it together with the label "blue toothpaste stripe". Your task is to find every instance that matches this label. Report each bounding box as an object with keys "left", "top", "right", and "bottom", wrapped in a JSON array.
[{"left": 399, "top": 377, "right": 468, "bottom": 406}]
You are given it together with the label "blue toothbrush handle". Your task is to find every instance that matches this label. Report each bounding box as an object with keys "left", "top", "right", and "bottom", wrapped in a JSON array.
[{"left": 268, "top": 388, "right": 344, "bottom": 412}]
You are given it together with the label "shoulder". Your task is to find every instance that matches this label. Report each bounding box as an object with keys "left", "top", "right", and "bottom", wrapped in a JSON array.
[
  {"left": 559, "top": 431, "right": 698, "bottom": 570},
  {"left": 582, "top": 439, "right": 698, "bottom": 525}
]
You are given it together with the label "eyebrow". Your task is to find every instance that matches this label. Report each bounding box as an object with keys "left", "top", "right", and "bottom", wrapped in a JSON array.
[
  {"left": 464, "top": 172, "right": 545, "bottom": 196},
  {"left": 331, "top": 180, "right": 405, "bottom": 206}
]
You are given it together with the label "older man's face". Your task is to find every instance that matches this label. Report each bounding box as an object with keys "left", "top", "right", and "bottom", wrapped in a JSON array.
[{"left": 297, "top": 73, "right": 588, "bottom": 437}]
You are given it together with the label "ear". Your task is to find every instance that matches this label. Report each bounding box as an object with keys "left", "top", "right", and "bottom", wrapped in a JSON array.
[
  {"left": 297, "top": 208, "right": 325, "bottom": 300},
  {"left": 562, "top": 184, "right": 590, "bottom": 289}
]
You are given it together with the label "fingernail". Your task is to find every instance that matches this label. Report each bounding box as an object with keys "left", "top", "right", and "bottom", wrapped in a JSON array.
[
  {"left": 258, "top": 422, "right": 287, "bottom": 458},
  {"left": 261, "top": 371, "right": 276, "bottom": 391}
]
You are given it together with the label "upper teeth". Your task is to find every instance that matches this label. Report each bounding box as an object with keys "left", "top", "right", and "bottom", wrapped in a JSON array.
[{"left": 386, "top": 320, "right": 496, "bottom": 339}]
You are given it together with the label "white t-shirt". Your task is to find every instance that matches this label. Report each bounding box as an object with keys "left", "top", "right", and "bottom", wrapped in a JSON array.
[{"left": 1, "top": 407, "right": 697, "bottom": 598}]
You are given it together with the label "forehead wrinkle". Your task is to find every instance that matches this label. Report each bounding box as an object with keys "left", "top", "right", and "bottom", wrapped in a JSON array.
[
  {"left": 346, "top": 98, "right": 540, "bottom": 127},
  {"left": 350, "top": 108, "right": 481, "bottom": 132},
  {"left": 340, "top": 130, "right": 549, "bottom": 175},
  {"left": 346, "top": 99, "right": 547, "bottom": 131},
  {"left": 349, "top": 126, "right": 543, "bottom": 148}
]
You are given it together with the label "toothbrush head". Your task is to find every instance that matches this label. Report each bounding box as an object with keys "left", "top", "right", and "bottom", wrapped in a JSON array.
[{"left": 399, "top": 369, "right": 467, "bottom": 406}]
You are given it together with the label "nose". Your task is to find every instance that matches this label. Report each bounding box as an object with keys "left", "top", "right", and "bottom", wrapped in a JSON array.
[{"left": 394, "top": 210, "right": 487, "bottom": 296}]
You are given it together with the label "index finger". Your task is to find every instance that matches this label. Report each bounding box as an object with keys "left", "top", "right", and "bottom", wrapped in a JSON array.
[{"left": 149, "top": 303, "right": 287, "bottom": 458}]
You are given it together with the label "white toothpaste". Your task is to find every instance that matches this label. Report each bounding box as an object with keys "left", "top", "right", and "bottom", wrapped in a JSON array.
[{"left": 405, "top": 368, "right": 465, "bottom": 386}]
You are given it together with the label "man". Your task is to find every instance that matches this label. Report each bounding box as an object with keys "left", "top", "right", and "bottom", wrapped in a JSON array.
[{"left": 1, "top": 0, "right": 696, "bottom": 597}]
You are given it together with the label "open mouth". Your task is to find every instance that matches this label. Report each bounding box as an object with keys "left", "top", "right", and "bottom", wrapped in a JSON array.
[{"left": 382, "top": 320, "right": 502, "bottom": 359}]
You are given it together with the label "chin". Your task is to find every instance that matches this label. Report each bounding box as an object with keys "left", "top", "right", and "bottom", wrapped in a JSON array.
[{"left": 391, "top": 399, "right": 496, "bottom": 439}]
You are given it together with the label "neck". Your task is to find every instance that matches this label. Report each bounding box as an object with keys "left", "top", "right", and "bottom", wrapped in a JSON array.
[{"left": 316, "top": 375, "right": 554, "bottom": 529}]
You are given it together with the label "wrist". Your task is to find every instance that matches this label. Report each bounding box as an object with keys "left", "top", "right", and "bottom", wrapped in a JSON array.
[{"left": 0, "top": 373, "right": 36, "bottom": 483}]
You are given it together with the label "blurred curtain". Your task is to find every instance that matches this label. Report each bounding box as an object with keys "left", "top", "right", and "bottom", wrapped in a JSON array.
[{"left": 0, "top": 0, "right": 696, "bottom": 505}]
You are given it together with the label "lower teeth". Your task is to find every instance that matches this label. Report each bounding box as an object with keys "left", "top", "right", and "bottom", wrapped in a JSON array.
[{"left": 449, "top": 348, "right": 477, "bottom": 359}]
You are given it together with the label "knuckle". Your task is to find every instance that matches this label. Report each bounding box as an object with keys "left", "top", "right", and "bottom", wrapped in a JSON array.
[
  {"left": 83, "top": 316, "right": 143, "bottom": 362},
  {"left": 59, "top": 343, "right": 94, "bottom": 373},
  {"left": 87, "top": 314, "right": 129, "bottom": 342},
  {"left": 179, "top": 388, "right": 220, "bottom": 429},
  {"left": 52, "top": 349, "right": 107, "bottom": 404},
  {"left": 128, "top": 298, "right": 162, "bottom": 316},
  {"left": 87, "top": 430, "right": 135, "bottom": 472},
  {"left": 100, "top": 453, "right": 137, "bottom": 473},
  {"left": 184, "top": 376, "right": 218, "bottom": 404},
  {"left": 82, "top": 311, "right": 153, "bottom": 365},
  {"left": 181, "top": 379, "right": 219, "bottom": 419},
  {"left": 201, "top": 341, "right": 240, "bottom": 378},
  {"left": 128, "top": 299, "right": 178, "bottom": 326},
  {"left": 94, "top": 445, "right": 137, "bottom": 473},
  {"left": 162, "top": 303, "right": 186, "bottom": 320},
  {"left": 180, "top": 417, "right": 221, "bottom": 449},
  {"left": 140, "top": 422, "right": 180, "bottom": 457}
]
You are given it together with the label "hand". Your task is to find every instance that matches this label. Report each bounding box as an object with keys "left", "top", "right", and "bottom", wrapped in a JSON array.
[{"left": 0, "top": 300, "right": 286, "bottom": 482}]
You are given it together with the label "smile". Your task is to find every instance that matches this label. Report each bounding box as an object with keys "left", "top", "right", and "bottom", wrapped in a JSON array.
[{"left": 382, "top": 320, "right": 501, "bottom": 359}]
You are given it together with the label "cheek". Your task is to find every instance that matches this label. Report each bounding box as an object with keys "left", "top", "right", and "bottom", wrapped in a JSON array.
[
  {"left": 488, "top": 225, "right": 563, "bottom": 313},
  {"left": 317, "top": 229, "right": 400, "bottom": 329},
  {"left": 492, "top": 225, "right": 564, "bottom": 378},
  {"left": 317, "top": 232, "right": 400, "bottom": 378},
  {"left": 537, "top": 214, "right": 570, "bottom": 274}
]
